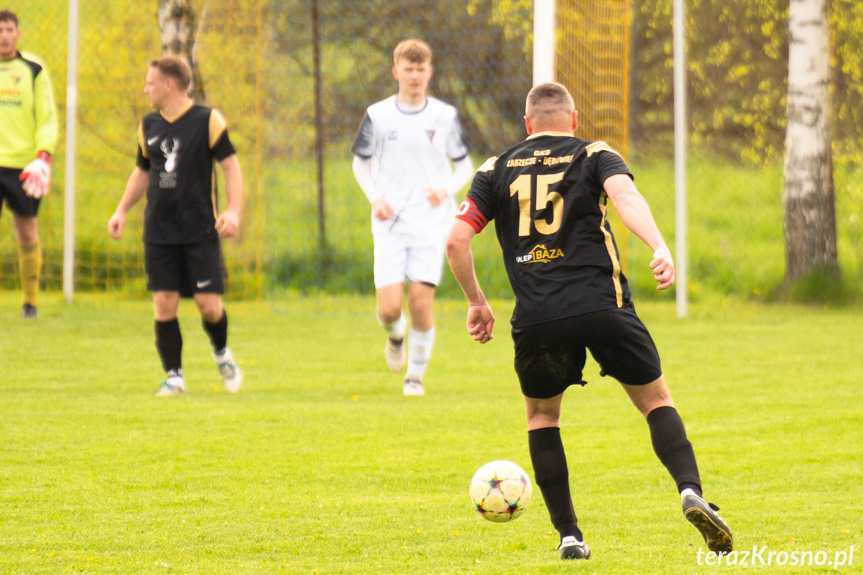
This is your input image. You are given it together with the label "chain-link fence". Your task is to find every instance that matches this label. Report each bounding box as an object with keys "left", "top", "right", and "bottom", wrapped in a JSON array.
[{"left": 2, "top": 0, "right": 541, "bottom": 300}]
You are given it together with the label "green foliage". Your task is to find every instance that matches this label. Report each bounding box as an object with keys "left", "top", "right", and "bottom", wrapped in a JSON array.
[
  {"left": 632, "top": 0, "right": 863, "bottom": 163},
  {"left": 268, "top": 0, "right": 532, "bottom": 157},
  {"left": 1, "top": 293, "right": 861, "bottom": 573},
  {"left": 834, "top": 161, "right": 863, "bottom": 278},
  {"left": 779, "top": 266, "right": 857, "bottom": 305},
  {"left": 468, "top": 0, "right": 534, "bottom": 57},
  {"left": 831, "top": 0, "right": 863, "bottom": 163},
  {"left": 633, "top": 0, "right": 790, "bottom": 162}
]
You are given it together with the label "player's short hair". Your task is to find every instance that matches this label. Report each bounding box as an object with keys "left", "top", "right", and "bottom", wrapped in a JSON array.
[
  {"left": 150, "top": 56, "right": 192, "bottom": 92},
  {"left": 393, "top": 39, "right": 432, "bottom": 65},
  {"left": 525, "top": 82, "right": 575, "bottom": 124},
  {"left": 0, "top": 9, "right": 19, "bottom": 26}
]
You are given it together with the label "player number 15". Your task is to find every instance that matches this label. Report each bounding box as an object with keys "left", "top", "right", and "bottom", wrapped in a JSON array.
[{"left": 509, "top": 172, "right": 564, "bottom": 236}]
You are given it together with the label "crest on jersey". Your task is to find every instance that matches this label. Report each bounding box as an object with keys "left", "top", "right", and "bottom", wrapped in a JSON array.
[
  {"left": 160, "top": 138, "right": 180, "bottom": 173},
  {"left": 158, "top": 137, "right": 181, "bottom": 189},
  {"left": 516, "top": 244, "right": 564, "bottom": 264},
  {"left": 426, "top": 130, "right": 435, "bottom": 142},
  {"left": 386, "top": 130, "right": 398, "bottom": 141}
]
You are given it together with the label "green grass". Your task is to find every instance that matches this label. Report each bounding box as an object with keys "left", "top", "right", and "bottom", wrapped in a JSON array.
[{"left": 1, "top": 291, "right": 861, "bottom": 574}]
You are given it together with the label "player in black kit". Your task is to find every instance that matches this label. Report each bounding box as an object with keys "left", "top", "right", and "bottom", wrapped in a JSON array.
[
  {"left": 446, "top": 82, "right": 732, "bottom": 560},
  {"left": 109, "top": 57, "right": 243, "bottom": 397}
]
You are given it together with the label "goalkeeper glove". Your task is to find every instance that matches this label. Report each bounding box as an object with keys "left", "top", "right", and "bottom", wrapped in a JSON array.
[{"left": 20, "top": 151, "right": 52, "bottom": 199}]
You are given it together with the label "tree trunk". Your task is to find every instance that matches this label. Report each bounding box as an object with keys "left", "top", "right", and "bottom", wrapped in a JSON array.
[
  {"left": 782, "top": 0, "right": 838, "bottom": 282},
  {"left": 157, "top": 0, "right": 207, "bottom": 104}
]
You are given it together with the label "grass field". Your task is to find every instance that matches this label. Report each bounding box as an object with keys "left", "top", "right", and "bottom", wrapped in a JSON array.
[{"left": 1, "top": 291, "right": 860, "bottom": 574}]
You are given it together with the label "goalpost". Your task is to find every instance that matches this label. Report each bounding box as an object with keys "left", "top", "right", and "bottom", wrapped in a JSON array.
[
  {"left": 673, "top": 0, "right": 688, "bottom": 318},
  {"left": 533, "top": 0, "right": 555, "bottom": 85},
  {"left": 63, "top": 0, "right": 79, "bottom": 303}
]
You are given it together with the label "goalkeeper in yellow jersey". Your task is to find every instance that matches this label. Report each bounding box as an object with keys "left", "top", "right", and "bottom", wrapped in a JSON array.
[{"left": 0, "top": 9, "right": 57, "bottom": 318}]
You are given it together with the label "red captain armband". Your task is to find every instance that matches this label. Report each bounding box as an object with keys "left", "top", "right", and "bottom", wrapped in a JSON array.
[{"left": 455, "top": 197, "right": 489, "bottom": 233}]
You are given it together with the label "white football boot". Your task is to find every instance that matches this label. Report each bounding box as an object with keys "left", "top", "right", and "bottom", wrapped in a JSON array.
[
  {"left": 403, "top": 376, "right": 424, "bottom": 396},
  {"left": 156, "top": 370, "right": 185, "bottom": 397},
  {"left": 214, "top": 348, "right": 242, "bottom": 393}
]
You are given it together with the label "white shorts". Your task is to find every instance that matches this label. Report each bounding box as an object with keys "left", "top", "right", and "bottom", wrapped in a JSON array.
[{"left": 373, "top": 229, "right": 446, "bottom": 288}]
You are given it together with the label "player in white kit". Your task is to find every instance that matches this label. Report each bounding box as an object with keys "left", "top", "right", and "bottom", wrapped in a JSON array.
[{"left": 352, "top": 39, "right": 473, "bottom": 396}]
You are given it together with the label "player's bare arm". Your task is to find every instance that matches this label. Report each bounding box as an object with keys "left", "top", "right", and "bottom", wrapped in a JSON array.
[
  {"left": 215, "top": 154, "right": 243, "bottom": 238},
  {"left": 603, "top": 173, "right": 675, "bottom": 290},
  {"left": 108, "top": 167, "right": 149, "bottom": 240},
  {"left": 446, "top": 219, "right": 495, "bottom": 343}
]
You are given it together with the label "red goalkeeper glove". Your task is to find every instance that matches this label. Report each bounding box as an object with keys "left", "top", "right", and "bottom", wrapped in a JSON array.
[{"left": 20, "top": 151, "right": 52, "bottom": 199}]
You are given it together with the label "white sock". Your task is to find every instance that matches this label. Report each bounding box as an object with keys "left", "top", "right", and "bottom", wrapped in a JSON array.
[
  {"left": 378, "top": 314, "right": 406, "bottom": 341},
  {"left": 406, "top": 326, "right": 434, "bottom": 380}
]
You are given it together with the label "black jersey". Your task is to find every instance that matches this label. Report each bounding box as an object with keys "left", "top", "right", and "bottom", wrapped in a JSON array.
[
  {"left": 136, "top": 103, "right": 236, "bottom": 244},
  {"left": 456, "top": 132, "right": 633, "bottom": 327}
]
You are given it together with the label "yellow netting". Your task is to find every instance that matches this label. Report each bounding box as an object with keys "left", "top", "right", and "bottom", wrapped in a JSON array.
[
  {"left": 556, "top": 0, "right": 631, "bottom": 155},
  {"left": 556, "top": 0, "right": 632, "bottom": 271},
  {"left": 1, "top": 1, "right": 267, "bottom": 299}
]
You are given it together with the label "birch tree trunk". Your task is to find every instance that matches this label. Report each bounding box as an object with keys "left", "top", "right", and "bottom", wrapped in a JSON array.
[
  {"left": 157, "top": 0, "right": 207, "bottom": 104},
  {"left": 782, "top": 0, "right": 838, "bottom": 282}
]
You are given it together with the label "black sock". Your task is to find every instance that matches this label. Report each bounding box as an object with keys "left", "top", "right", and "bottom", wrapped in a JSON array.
[
  {"left": 155, "top": 318, "right": 182, "bottom": 373},
  {"left": 647, "top": 406, "right": 702, "bottom": 496},
  {"left": 202, "top": 310, "right": 228, "bottom": 353},
  {"left": 528, "top": 427, "right": 583, "bottom": 541}
]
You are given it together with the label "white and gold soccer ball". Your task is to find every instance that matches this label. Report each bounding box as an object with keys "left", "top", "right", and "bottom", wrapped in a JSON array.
[{"left": 469, "top": 460, "right": 532, "bottom": 522}]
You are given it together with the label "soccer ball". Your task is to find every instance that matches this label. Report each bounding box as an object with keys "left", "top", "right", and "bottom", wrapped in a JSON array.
[{"left": 469, "top": 460, "right": 532, "bottom": 522}]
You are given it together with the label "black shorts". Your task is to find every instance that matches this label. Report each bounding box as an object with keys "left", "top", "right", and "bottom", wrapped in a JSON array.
[
  {"left": 512, "top": 305, "right": 662, "bottom": 399},
  {"left": 0, "top": 167, "right": 40, "bottom": 218},
  {"left": 145, "top": 240, "right": 225, "bottom": 297}
]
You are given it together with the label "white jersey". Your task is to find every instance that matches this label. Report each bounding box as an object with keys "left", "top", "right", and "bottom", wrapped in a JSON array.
[{"left": 352, "top": 95, "right": 470, "bottom": 236}]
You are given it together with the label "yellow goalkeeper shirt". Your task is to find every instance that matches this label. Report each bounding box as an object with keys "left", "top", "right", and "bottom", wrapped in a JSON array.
[{"left": 0, "top": 51, "right": 57, "bottom": 169}]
